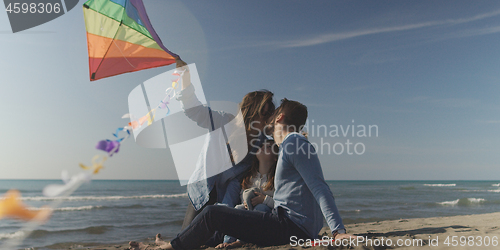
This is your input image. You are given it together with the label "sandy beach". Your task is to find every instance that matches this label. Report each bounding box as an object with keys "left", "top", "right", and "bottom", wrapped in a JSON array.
[{"left": 83, "top": 212, "right": 500, "bottom": 250}]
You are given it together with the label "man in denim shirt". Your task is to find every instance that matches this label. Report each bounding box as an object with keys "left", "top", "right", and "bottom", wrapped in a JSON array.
[
  {"left": 272, "top": 99, "right": 345, "bottom": 240},
  {"left": 155, "top": 99, "right": 352, "bottom": 250}
]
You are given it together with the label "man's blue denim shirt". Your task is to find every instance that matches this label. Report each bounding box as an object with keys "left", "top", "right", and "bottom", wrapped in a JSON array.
[{"left": 273, "top": 132, "right": 345, "bottom": 238}]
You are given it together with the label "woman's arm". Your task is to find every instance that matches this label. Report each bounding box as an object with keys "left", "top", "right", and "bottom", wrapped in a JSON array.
[
  {"left": 220, "top": 178, "right": 241, "bottom": 207},
  {"left": 175, "top": 63, "right": 235, "bottom": 131}
]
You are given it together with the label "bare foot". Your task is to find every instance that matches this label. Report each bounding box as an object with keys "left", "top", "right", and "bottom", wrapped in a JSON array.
[
  {"left": 129, "top": 241, "right": 150, "bottom": 250},
  {"left": 148, "top": 235, "right": 173, "bottom": 250},
  {"left": 156, "top": 242, "right": 174, "bottom": 250},
  {"left": 156, "top": 234, "right": 166, "bottom": 245}
]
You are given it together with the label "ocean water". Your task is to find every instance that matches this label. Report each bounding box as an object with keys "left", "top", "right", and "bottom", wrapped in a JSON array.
[{"left": 1, "top": 180, "right": 500, "bottom": 249}]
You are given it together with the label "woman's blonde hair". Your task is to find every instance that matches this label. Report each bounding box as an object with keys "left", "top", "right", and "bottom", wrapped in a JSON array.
[
  {"left": 227, "top": 90, "right": 275, "bottom": 164},
  {"left": 239, "top": 90, "right": 275, "bottom": 134}
]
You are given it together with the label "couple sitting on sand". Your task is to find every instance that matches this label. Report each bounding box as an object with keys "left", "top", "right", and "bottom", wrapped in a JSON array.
[{"left": 130, "top": 60, "right": 354, "bottom": 250}]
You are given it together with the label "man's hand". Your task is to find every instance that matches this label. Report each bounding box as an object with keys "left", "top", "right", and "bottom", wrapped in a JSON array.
[
  {"left": 334, "top": 233, "right": 358, "bottom": 241},
  {"left": 251, "top": 192, "right": 265, "bottom": 206},
  {"left": 215, "top": 241, "right": 243, "bottom": 249}
]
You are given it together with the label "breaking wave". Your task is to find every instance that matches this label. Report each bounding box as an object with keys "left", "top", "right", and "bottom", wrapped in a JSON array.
[
  {"left": 438, "top": 198, "right": 485, "bottom": 206},
  {"left": 424, "top": 184, "right": 456, "bottom": 187},
  {"left": 0, "top": 231, "right": 25, "bottom": 240}
]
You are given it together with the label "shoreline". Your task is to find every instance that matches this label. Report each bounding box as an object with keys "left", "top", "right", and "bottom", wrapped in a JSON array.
[{"left": 80, "top": 212, "right": 500, "bottom": 250}]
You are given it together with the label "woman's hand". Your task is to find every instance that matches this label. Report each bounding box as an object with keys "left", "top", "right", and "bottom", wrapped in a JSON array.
[
  {"left": 175, "top": 58, "right": 187, "bottom": 68},
  {"left": 250, "top": 192, "right": 265, "bottom": 206},
  {"left": 175, "top": 58, "right": 191, "bottom": 90}
]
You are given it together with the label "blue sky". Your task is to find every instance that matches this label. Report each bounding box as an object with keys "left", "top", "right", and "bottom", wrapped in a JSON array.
[{"left": 0, "top": 0, "right": 499, "bottom": 180}]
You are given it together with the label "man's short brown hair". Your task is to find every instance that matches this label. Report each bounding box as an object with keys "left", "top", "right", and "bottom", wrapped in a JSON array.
[{"left": 269, "top": 98, "right": 308, "bottom": 132}]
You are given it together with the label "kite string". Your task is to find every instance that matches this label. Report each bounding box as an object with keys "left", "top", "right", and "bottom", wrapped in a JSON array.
[
  {"left": 127, "top": 68, "right": 185, "bottom": 130},
  {"left": 112, "top": 39, "right": 137, "bottom": 69}
]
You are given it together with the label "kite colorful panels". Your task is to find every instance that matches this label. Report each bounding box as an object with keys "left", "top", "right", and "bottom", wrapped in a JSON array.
[{"left": 83, "top": 0, "right": 178, "bottom": 81}]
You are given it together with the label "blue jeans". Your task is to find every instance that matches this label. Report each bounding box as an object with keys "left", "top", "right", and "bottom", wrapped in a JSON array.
[
  {"left": 223, "top": 203, "right": 273, "bottom": 243},
  {"left": 170, "top": 205, "right": 310, "bottom": 250}
]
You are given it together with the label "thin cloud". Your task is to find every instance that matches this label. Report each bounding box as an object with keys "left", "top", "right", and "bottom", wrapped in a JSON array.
[
  {"left": 213, "top": 9, "right": 500, "bottom": 52},
  {"left": 434, "top": 25, "right": 500, "bottom": 40},
  {"left": 274, "top": 9, "right": 500, "bottom": 48}
]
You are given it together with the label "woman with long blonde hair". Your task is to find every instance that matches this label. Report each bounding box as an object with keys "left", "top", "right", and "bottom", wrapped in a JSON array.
[{"left": 174, "top": 60, "right": 276, "bottom": 232}]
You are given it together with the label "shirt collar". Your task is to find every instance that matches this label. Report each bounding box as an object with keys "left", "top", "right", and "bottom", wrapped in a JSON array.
[{"left": 280, "top": 132, "right": 303, "bottom": 146}]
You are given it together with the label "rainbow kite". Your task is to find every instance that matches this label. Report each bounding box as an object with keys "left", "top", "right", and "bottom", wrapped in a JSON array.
[{"left": 83, "top": 0, "right": 179, "bottom": 81}]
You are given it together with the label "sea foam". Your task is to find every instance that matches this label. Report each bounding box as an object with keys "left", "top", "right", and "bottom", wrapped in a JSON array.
[
  {"left": 438, "top": 198, "right": 485, "bottom": 206},
  {"left": 424, "top": 184, "right": 456, "bottom": 187},
  {"left": 28, "top": 205, "right": 102, "bottom": 211},
  {"left": 0, "top": 231, "right": 25, "bottom": 240}
]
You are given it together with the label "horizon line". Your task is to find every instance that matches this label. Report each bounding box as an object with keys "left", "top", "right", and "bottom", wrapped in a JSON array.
[{"left": 0, "top": 179, "right": 498, "bottom": 182}]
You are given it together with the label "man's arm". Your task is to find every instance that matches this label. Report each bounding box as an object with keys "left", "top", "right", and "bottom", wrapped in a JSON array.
[{"left": 288, "top": 136, "right": 345, "bottom": 233}]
